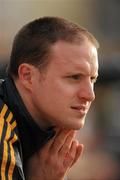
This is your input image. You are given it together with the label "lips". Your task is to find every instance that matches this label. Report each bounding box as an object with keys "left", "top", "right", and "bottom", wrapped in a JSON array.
[{"left": 71, "top": 106, "right": 88, "bottom": 115}]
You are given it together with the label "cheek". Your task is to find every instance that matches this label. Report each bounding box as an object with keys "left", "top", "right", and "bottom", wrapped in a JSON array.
[
  {"left": 54, "top": 80, "right": 78, "bottom": 96},
  {"left": 52, "top": 84, "right": 75, "bottom": 103},
  {"left": 39, "top": 86, "right": 68, "bottom": 109},
  {"left": 88, "top": 102, "right": 92, "bottom": 110},
  {"left": 38, "top": 79, "right": 77, "bottom": 106}
]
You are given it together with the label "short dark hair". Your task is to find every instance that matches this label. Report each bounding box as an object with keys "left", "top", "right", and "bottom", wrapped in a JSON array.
[{"left": 8, "top": 16, "right": 99, "bottom": 77}]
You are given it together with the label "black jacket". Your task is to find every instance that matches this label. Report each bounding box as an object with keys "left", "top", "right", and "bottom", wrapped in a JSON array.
[{"left": 0, "top": 76, "right": 55, "bottom": 179}]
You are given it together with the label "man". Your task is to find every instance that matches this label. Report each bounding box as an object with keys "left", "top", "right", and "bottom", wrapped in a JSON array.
[{"left": 0, "top": 16, "right": 99, "bottom": 179}]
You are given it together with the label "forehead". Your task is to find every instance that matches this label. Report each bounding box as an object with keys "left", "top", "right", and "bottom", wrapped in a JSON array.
[{"left": 47, "top": 40, "right": 98, "bottom": 75}]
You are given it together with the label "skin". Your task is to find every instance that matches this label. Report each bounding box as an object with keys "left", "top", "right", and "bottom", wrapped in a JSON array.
[
  {"left": 25, "top": 129, "right": 84, "bottom": 180},
  {"left": 15, "top": 40, "right": 98, "bottom": 130},
  {"left": 15, "top": 39, "right": 98, "bottom": 179}
]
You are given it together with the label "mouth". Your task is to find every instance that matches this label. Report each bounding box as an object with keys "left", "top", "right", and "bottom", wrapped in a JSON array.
[{"left": 71, "top": 106, "right": 88, "bottom": 115}]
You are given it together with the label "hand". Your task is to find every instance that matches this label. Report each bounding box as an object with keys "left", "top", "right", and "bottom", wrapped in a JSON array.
[{"left": 25, "top": 129, "right": 84, "bottom": 180}]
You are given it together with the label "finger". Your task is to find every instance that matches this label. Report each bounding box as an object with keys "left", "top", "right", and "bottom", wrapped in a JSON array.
[
  {"left": 63, "top": 140, "right": 77, "bottom": 168},
  {"left": 50, "top": 129, "right": 72, "bottom": 153},
  {"left": 70, "top": 142, "right": 84, "bottom": 167},
  {"left": 39, "top": 129, "right": 69, "bottom": 155},
  {"left": 58, "top": 131, "right": 76, "bottom": 156}
]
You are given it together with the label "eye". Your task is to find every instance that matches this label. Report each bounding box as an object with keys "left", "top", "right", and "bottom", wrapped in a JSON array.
[
  {"left": 69, "top": 74, "right": 81, "bottom": 80},
  {"left": 91, "top": 76, "right": 98, "bottom": 83}
]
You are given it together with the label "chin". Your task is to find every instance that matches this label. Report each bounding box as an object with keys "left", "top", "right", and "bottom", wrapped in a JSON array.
[
  {"left": 57, "top": 117, "right": 86, "bottom": 130},
  {"left": 64, "top": 121, "right": 85, "bottom": 130},
  {"left": 73, "top": 123, "right": 84, "bottom": 130},
  {"left": 72, "top": 118, "right": 85, "bottom": 130}
]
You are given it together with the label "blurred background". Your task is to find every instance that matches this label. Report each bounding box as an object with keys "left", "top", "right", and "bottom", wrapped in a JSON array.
[{"left": 0, "top": 0, "right": 120, "bottom": 179}]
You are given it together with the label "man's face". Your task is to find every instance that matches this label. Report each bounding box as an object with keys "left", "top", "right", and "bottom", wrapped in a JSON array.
[{"left": 31, "top": 40, "right": 98, "bottom": 130}]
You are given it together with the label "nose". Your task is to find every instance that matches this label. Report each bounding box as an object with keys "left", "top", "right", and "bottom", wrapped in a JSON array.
[{"left": 77, "top": 82, "right": 95, "bottom": 102}]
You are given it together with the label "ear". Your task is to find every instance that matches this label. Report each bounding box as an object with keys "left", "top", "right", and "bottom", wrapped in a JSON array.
[{"left": 18, "top": 63, "right": 34, "bottom": 90}]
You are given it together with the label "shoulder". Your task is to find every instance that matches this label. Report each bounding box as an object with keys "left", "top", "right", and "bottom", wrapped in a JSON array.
[
  {"left": 0, "top": 98, "right": 25, "bottom": 179},
  {"left": 0, "top": 98, "right": 18, "bottom": 141}
]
